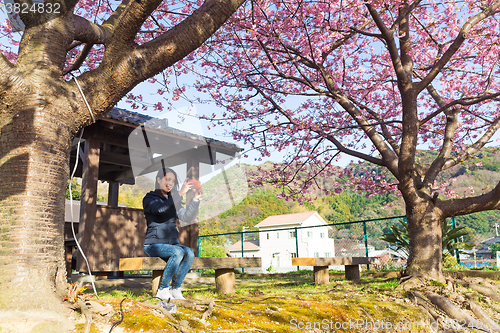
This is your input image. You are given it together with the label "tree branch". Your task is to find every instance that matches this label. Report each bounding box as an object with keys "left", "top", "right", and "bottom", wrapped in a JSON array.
[
  {"left": 248, "top": 81, "right": 385, "bottom": 166},
  {"left": 134, "top": 0, "right": 246, "bottom": 82},
  {"left": 421, "top": 108, "right": 459, "bottom": 192},
  {"left": 325, "top": 134, "right": 384, "bottom": 166},
  {"left": 440, "top": 182, "right": 500, "bottom": 217},
  {"left": 442, "top": 116, "right": 500, "bottom": 170},
  {"left": 398, "top": 4, "right": 414, "bottom": 75},
  {"left": 0, "top": 53, "right": 16, "bottom": 94},
  {"left": 416, "top": 1, "right": 500, "bottom": 93},
  {"left": 63, "top": 43, "right": 94, "bottom": 75},
  {"left": 418, "top": 92, "right": 500, "bottom": 126},
  {"left": 348, "top": 97, "right": 401, "bottom": 155},
  {"left": 314, "top": 62, "right": 400, "bottom": 176},
  {"left": 389, "top": 0, "right": 423, "bottom": 32},
  {"left": 72, "top": 15, "right": 112, "bottom": 44},
  {"left": 365, "top": 3, "right": 410, "bottom": 86},
  {"left": 77, "top": 0, "right": 245, "bottom": 116}
]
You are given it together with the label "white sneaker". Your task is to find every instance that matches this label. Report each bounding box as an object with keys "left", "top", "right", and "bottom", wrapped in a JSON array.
[
  {"left": 156, "top": 288, "right": 172, "bottom": 301},
  {"left": 170, "top": 287, "right": 185, "bottom": 300}
]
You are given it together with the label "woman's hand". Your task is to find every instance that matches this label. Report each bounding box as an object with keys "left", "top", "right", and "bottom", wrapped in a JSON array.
[
  {"left": 193, "top": 187, "right": 203, "bottom": 201},
  {"left": 178, "top": 179, "right": 192, "bottom": 196}
]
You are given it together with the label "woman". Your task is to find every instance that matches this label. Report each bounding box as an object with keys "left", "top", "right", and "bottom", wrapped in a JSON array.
[{"left": 143, "top": 167, "right": 202, "bottom": 300}]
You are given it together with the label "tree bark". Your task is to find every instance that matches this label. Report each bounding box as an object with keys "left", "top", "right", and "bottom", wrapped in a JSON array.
[
  {"left": 405, "top": 201, "right": 445, "bottom": 282},
  {"left": 0, "top": 99, "right": 77, "bottom": 310}
]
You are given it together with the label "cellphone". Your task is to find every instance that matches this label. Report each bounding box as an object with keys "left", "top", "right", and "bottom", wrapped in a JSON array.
[{"left": 187, "top": 179, "right": 201, "bottom": 189}]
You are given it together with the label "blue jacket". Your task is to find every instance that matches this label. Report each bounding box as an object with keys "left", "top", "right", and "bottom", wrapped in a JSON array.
[{"left": 143, "top": 190, "right": 200, "bottom": 245}]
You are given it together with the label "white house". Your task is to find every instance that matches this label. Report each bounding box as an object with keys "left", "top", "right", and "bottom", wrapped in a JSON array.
[{"left": 227, "top": 211, "right": 335, "bottom": 273}]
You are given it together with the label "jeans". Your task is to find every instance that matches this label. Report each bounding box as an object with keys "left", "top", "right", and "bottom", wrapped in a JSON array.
[{"left": 144, "top": 243, "right": 195, "bottom": 289}]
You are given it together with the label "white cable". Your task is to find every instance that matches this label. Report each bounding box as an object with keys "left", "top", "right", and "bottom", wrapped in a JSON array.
[
  {"left": 68, "top": 128, "right": 99, "bottom": 299},
  {"left": 72, "top": 74, "right": 96, "bottom": 123}
]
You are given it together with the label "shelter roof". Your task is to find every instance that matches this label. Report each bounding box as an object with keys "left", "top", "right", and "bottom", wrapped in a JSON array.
[
  {"left": 104, "top": 108, "right": 241, "bottom": 150},
  {"left": 69, "top": 108, "right": 242, "bottom": 183}
]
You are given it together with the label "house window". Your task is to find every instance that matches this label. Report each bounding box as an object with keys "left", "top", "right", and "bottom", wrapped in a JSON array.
[
  {"left": 276, "top": 232, "right": 279, "bottom": 239},
  {"left": 325, "top": 252, "right": 330, "bottom": 257},
  {"left": 289, "top": 231, "right": 296, "bottom": 238},
  {"left": 291, "top": 252, "right": 297, "bottom": 258},
  {"left": 313, "top": 252, "right": 319, "bottom": 257},
  {"left": 267, "top": 233, "right": 269, "bottom": 240},
  {"left": 320, "top": 232, "right": 325, "bottom": 238},
  {"left": 307, "top": 231, "right": 313, "bottom": 237}
]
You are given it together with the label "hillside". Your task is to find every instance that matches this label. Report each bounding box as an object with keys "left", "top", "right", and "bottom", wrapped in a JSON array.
[{"left": 199, "top": 149, "right": 500, "bottom": 241}]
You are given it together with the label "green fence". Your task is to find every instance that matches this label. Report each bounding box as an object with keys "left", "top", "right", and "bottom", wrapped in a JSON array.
[
  {"left": 197, "top": 214, "right": 483, "bottom": 273},
  {"left": 198, "top": 215, "right": 407, "bottom": 273}
]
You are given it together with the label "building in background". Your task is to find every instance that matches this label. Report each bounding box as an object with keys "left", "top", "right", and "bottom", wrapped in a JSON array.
[{"left": 227, "top": 211, "right": 335, "bottom": 273}]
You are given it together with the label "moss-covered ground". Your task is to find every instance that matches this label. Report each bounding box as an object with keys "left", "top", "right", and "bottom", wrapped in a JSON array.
[{"left": 75, "top": 271, "right": 431, "bottom": 332}]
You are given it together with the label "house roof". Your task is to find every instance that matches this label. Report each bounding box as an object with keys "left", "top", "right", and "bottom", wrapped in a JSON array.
[
  {"left": 226, "top": 239, "right": 260, "bottom": 252},
  {"left": 255, "top": 211, "right": 319, "bottom": 228},
  {"left": 482, "top": 236, "right": 500, "bottom": 244}
]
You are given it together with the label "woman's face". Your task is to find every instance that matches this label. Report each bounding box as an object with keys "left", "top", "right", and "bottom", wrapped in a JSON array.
[{"left": 158, "top": 171, "right": 176, "bottom": 192}]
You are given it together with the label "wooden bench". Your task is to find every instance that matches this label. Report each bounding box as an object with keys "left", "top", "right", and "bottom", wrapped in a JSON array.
[
  {"left": 119, "top": 257, "right": 261, "bottom": 295},
  {"left": 292, "top": 257, "right": 376, "bottom": 284}
]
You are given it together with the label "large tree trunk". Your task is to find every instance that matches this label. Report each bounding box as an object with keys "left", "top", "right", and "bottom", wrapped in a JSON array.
[
  {"left": 0, "top": 98, "right": 76, "bottom": 311},
  {"left": 405, "top": 201, "right": 445, "bottom": 282}
]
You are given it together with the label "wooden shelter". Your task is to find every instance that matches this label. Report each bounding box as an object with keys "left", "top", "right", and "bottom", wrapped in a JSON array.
[{"left": 67, "top": 108, "right": 242, "bottom": 274}]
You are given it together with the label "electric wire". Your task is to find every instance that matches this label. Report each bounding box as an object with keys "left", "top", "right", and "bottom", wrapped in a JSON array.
[
  {"left": 68, "top": 72, "right": 99, "bottom": 298},
  {"left": 72, "top": 74, "right": 96, "bottom": 123},
  {"left": 69, "top": 128, "right": 99, "bottom": 299}
]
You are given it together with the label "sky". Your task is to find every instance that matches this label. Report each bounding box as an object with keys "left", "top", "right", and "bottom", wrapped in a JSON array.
[{"left": 116, "top": 76, "right": 359, "bottom": 169}]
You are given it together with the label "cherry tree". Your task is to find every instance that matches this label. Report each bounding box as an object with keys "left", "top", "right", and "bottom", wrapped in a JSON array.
[
  {"left": 189, "top": 0, "right": 500, "bottom": 281},
  {"left": 0, "top": 0, "right": 244, "bottom": 321}
]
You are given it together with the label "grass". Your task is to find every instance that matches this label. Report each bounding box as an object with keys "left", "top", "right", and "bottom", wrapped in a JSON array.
[{"left": 76, "top": 271, "right": 430, "bottom": 332}]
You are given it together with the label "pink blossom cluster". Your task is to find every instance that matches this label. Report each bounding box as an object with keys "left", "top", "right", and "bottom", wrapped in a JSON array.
[{"left": 182, "top": 0, "right": 500, "bottom": 201}]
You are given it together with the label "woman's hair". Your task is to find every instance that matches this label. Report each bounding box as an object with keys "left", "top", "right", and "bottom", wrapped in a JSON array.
[{"left": 155, "top": 167, "right": 180, "bottom": 192}]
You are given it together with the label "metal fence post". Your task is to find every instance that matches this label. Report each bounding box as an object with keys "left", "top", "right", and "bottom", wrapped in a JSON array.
[
  {"left": 295, "top": 227, "right": 299, "bottom": 271},
  {"left": 198, "top": 236, "right": 201, "bottom": 258},
  {"left": 363, "top": 221, "right": 369, "bottom": 270},
  {"left": 451, "top": 216, "right": 461, "bottom": 264},
  {"left": 241, "top": 231, "right": 244, "bottom": 273}
]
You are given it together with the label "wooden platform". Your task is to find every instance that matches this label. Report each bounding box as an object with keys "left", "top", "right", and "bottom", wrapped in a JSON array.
[
  {"left": 119, "top": 257, "right": 262, "bottom": 295},
  {"left": 292, "top": 257, "right": 376, "bottom": 284}
]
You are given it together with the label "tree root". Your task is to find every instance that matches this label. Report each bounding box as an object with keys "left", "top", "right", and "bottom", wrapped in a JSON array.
[
  {"left": 469, "top": 283, "right": 500, "bottom": 302},
  {"left": 467, "top": 300, "right": 500, "bottom": 332},
  {"left": 455, "top": 278, "right": 500, "bottom": 302},
  {"left": 425, "top": 292, "right": 475, "bottom": 323},
  {"left": 170, "top": 298, "right": 211, "bottom": 311},
  {"left": 201, "top": 301, "right": 215, "bottom": 323},
  {"left": 397, "top": 275, "right": 425, "bottom": 291},
  {"left": 77, "top": 299, "right": 93, "bottom": 333},
  {"left": 410, "top": 291, "right": 441, "bottom": 321},
  {"left": 142, "top": 302, "right": 189, "bottom": 332},
  {"left": 358, "top": 305, "right": 374, "bottom": 323},
  {"left": 142, "top": 302, "right": 176, "bottom": 321}
]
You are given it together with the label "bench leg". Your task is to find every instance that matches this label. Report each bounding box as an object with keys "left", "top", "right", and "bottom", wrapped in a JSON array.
[
  {"left": 345, "top": 265, "right": 360, "bottom": 281},
  {"left": 215, "top": 268, "right": 235, "bottom": 294},
  {"left": 313, "top": 266, "right": 330, "bottom": 284},
  {"left": 152, "top": 270, "right": 163, "bottom": 296}
]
